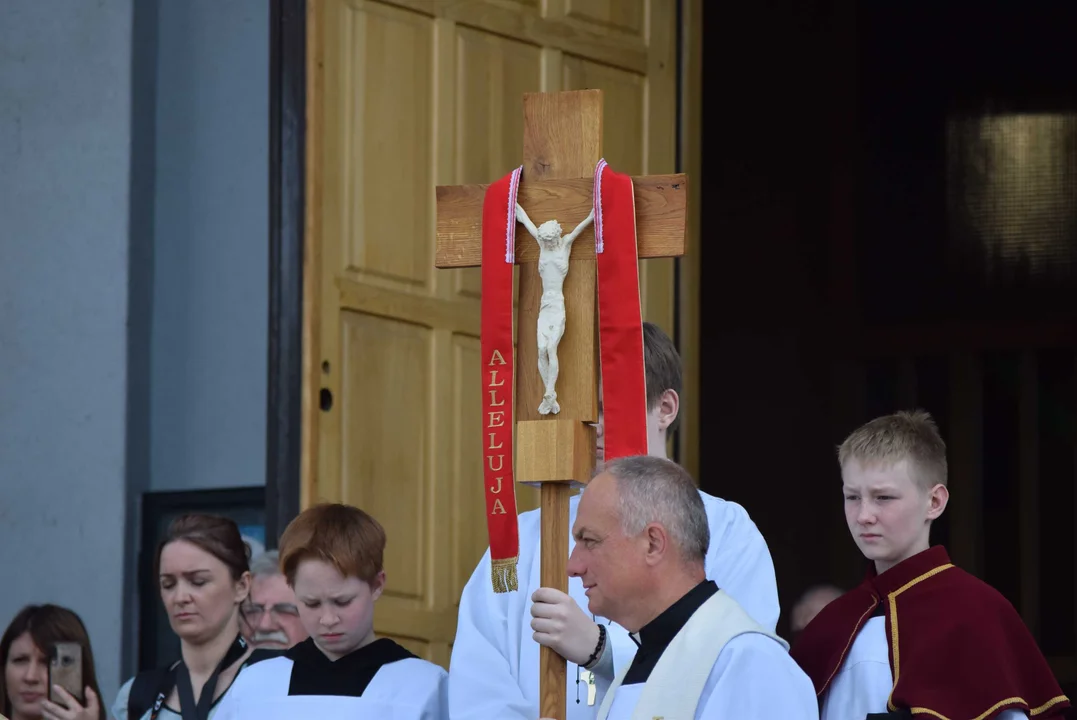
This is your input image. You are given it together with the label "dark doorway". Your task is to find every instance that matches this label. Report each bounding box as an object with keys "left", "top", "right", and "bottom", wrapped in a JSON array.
[{"left": 699, "top": 0, "right": 1077, "bottom": 689}]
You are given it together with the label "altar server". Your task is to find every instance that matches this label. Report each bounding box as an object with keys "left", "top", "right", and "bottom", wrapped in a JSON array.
[
  {"left": 565, "top": 456, "right": 816, "bottom": 720},
  {"left": 449, "top": 322, "right": 780, "bottom": 720},
  {"left": 792, "top": 410, "right": 1069, "bottom": 720},
  {"left": 215, "top": 504, "right": 446, "bottom": 720}
]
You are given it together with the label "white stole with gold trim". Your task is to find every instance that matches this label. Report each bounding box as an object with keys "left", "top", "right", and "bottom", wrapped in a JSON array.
[{"left": 596, "top": 590, "right": 787, "bottom": 720}]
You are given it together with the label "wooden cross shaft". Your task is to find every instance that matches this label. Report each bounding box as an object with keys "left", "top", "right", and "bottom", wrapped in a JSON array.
[{"left": 434, "top": 89, "right": 687, "bottom": 720}]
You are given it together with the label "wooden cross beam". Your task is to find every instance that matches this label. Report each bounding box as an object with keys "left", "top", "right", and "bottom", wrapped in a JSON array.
[
  {"left": 436, "top": 174, "right": 688, "bottom": 267},
  {"left": 434, "top": 89, "right": 687, "bottom": 720}
]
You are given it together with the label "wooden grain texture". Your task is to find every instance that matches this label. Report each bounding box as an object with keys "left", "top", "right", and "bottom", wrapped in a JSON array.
[
  {"left": 516, "top": 92, "right": 600, "bottom": 428},
  {"left": 523, "top": 90, "right": 603, "bottom": 180},
  {"left": 540, "top": 481, "right": 570, "bottom": 720},
  {"left": 515, "top": 419, "right": 596, "bottom": 486},
  {"left": 522, "top": 90, "right": 602, "bottom": 720},
  {"left": 434, "top": 173, "right": 688, "bottom": 268},
  {"left": 383, "top": 0, "right": 650, "bottom": 74}
]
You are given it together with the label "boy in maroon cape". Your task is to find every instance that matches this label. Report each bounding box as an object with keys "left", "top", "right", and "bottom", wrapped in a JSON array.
[{"left": 791, "top": 410, "right": 1069, "bottom": 720}]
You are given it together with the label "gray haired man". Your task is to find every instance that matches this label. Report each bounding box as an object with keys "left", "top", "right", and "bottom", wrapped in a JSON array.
[
  {"left": 240, "top": 550, "right": 309, "bottom": 650},
  {"left": 549, "top": 456, "right": 816, "bottom": 719}
]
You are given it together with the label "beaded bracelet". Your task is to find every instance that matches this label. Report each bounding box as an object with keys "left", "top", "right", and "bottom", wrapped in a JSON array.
[{"left": 582, "top": 624, "right": 607, "bottom": 670}]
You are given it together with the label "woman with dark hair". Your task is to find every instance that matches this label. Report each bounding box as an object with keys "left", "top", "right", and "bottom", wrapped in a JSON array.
[
  {"left": 1, "top": 604, "right": 102, "bottom": 720},
  {"left": 112, "top": 514, "right": 257, "bottom": 720}
]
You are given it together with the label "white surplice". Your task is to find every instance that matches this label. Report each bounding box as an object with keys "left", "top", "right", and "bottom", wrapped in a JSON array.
[
  {"left": 597, "top": 590, "right": 816, "bottom": 720},
  {"left": 218, "top": 695, "right": 425, "bottom": 720},
  {"left": 214, "top": 653, "right": 447, "bottom": 720},
  {"left": 448, "top": 490, "right": 780, "bottom": 720},
  {"left": 821, "top": 617, "right": 1028, "bottom": 720}
]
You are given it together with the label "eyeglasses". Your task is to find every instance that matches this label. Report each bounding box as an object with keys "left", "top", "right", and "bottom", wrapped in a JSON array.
[{"left": 242, "top": 602, "right": 299, "bottom": 621}]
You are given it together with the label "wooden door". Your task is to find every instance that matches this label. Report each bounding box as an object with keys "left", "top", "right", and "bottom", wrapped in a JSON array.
[{"left": 303, "top": 0, "right": 678, "bottom": 668}]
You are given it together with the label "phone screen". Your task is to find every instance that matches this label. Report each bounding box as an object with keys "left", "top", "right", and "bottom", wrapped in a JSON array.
[{"left": 48, "top": 641, "right": 84, "bottom": 707}]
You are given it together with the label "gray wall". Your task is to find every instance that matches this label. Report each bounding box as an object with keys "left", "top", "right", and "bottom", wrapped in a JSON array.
[
  {"left": 151, "top": 0, "right": 269, "bottom": 493},
  {"left": 0, "top": 0, "right": 269, "bottom": 698},
  {"left": 0, "top": 0, "right": 134, "bottom": 701}
]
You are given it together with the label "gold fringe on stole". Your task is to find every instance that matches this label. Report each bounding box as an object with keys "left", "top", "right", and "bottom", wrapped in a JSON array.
[{"left": 491, "top": 557, "right": 519, "bottom": 593}]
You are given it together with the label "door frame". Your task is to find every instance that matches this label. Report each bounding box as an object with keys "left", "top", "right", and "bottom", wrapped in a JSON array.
[{"left": 265, "top": 0, "right": 306, "bottom": 544}]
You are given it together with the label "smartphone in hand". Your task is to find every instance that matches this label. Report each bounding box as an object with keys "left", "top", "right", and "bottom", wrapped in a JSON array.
[{"left": 48, "top": 641, "right": 84, "bottom": 707}]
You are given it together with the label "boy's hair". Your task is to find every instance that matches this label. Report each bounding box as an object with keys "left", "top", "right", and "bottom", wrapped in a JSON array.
[
  {"left": 278, "top": 503, "right": 386, "bottom": 586},
  {"left": 838, "top": 409, "right": 948, "bottom": 489},
  {"left": 643, "top": 322, "right": 682, "bottom": 432}
]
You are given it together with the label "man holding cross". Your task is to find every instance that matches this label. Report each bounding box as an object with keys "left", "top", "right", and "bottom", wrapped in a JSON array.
[
  {"left": 448, "top": 323, "right": 780, "bottom": 720},
  {"left": 564, "top": 456, "right": 816, "bottom": 720}
]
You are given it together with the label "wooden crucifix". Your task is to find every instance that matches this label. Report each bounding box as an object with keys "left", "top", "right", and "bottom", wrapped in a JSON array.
[{"left": 435, "top": 89, "right": 687, "bottom": 720}]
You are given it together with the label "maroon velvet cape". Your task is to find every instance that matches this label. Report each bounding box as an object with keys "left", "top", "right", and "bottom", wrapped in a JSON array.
[{"left": 790, "top": 546, "right": 1070, "bottom": 719}]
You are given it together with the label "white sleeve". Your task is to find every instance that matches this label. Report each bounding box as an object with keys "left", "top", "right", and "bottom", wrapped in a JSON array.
[
  {"left": 703, "top": 497, "right": 781, "bottom": 632},
  {"left": 448, "top": 548, "right": 532, "bottom": 720},
  {"left": 419, "top": 667, "right": 450, "bottom": 720},
  {"left": 589, "top": 639, "right": 616, "bottom": 694},
  {"left": 996, "top": 712, "right": 1028, "bottom": 719},
  {"left": 699, "top": 634, "right": 818, "bottom": 720}
]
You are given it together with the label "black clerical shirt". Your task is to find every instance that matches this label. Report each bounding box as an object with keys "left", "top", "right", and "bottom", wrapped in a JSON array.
[
  {"left": 285, "top": 637, "right": 416, "bottom": 697},
  {"left": 621, "top": 579, "right": 718, "bottom": 686}
]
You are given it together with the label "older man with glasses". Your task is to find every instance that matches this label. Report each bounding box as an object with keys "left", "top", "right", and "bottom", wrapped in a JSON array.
[{"left": 241, "top": 550, "right": 309, "bottom": 649}]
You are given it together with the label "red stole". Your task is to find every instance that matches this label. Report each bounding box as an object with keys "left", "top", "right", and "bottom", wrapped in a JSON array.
[
  {"left": 791, "top": 546, "right": 1070, "bottom": 719},
  {"left": 593, "top": 158, "right": 648, "bottom": 461},
  {"left": 478, "top": 161, "right": 647, "bottom": 593},
  {"left": 480, "top": 166, "right": 523, "bottom": 592}
]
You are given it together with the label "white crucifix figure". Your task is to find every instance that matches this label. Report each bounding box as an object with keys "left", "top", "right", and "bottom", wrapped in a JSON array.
[{"left": 514, "top": 203, "right": 595, "bottom": 415}]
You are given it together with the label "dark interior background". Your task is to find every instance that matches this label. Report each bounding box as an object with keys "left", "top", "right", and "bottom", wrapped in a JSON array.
[{"left": 698, "top": 0, "right": 1077, "bottom": 691}]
